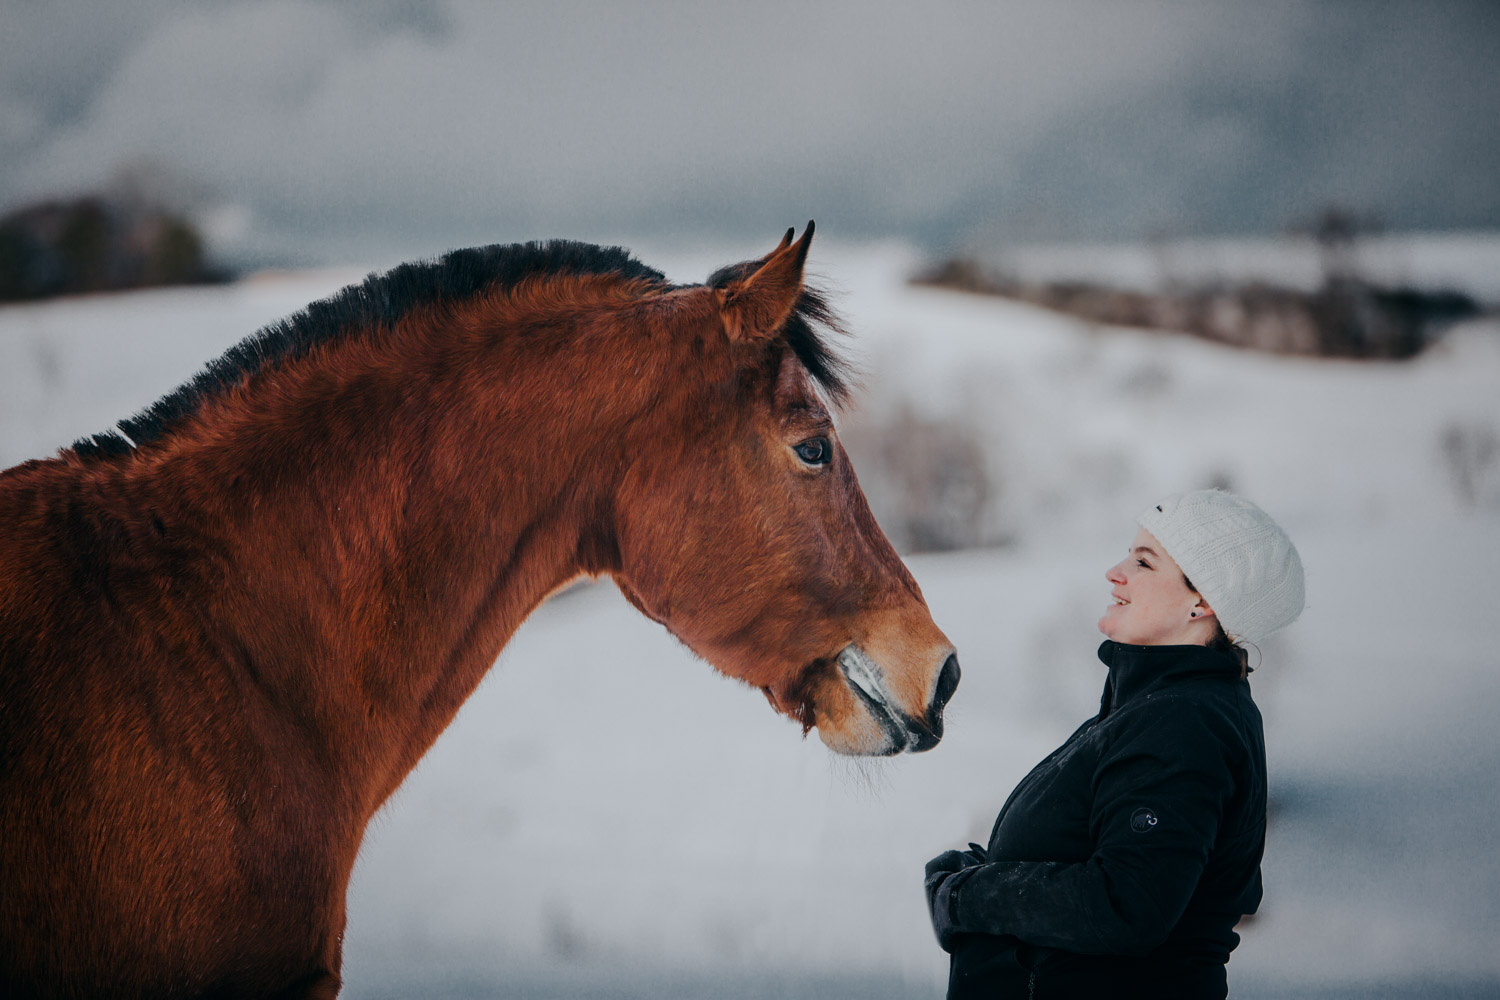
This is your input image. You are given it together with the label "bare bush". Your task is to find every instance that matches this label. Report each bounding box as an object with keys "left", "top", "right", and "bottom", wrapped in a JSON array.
[
  {"left": 842, "top": 404, "right": 995, "bottom": 553},
  {"left": 1440, "top": 421, "right": 1500, "bottom": 508}
]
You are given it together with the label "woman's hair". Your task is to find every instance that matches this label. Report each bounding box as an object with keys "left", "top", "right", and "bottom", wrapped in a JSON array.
[{"left": 1182, "top": 571, "right": 1251, "bottom": 677}]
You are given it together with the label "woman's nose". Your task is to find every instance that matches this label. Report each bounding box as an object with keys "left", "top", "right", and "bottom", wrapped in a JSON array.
[{"left": 1106, "top": 563, "right": 1126, "bottom": 584}]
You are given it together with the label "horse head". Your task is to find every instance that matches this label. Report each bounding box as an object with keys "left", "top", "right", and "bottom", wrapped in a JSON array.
[{"left": 611, "top": 224, "right": 959, "bottom": 756}]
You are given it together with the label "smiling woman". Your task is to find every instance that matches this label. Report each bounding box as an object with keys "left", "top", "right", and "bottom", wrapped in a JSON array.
[{"left": 925, "top": 489, "right": 1304, "bottom": 999}]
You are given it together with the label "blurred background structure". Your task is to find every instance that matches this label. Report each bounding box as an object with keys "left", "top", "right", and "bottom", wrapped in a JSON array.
[{"left": 3, "top": 2, "right": 1499, "bottom": 998}]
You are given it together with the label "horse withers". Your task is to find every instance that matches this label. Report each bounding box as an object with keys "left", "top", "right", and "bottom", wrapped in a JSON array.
[{"left": 0, "top": 223, "right": 958, "bottom": 998}]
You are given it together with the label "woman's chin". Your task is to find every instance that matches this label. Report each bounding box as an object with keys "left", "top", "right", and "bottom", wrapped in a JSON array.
[
  {"left": 1098, "top": 613, "right": 1143, "bottom": 645},
  {"left": 1098, "top": 607, "right": 1124, "bottom": 639}
]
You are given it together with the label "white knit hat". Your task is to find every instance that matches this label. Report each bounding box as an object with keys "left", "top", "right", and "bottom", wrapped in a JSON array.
[{"left": 1137, "top": 489, "right": 1305, "bottom": 644}]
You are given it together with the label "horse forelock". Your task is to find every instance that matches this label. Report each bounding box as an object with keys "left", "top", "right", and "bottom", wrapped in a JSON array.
[{"left": 707, "top": 258, "right": 855, "bottom": 409}]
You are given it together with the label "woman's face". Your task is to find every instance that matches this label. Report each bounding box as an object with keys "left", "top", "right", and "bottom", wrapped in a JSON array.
[{"left": 1098, "top": 527, "right": 1213, "bottom": 646}]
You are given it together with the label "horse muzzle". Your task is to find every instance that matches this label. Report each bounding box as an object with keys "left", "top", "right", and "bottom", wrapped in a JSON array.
[{"left": 837, "top": 645, "right": 960, "bottom": 755}]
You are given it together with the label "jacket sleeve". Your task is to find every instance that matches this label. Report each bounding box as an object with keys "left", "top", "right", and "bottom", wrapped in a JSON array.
[{"left": 946, "top": 701, "right": 1236, "bottom": 956}]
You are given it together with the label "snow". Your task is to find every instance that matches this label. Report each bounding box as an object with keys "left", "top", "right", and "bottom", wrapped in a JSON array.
[{"left": 3, "top": 239, "right": 1498, "bottom": 998}]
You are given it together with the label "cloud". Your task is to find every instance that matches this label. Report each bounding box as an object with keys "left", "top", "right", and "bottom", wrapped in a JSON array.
[{"left": 2, "top": 0, "right": 1496, "bottom": 262}]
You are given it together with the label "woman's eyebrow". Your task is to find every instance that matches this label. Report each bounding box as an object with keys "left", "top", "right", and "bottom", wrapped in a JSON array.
[{"left": 1131, "top": 546, "right": 1159, "bottom": 558}]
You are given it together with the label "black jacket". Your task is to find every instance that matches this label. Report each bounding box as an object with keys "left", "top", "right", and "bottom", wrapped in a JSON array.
[{"left": 934, "top": 640, "right": 1267, "bottom": 999}]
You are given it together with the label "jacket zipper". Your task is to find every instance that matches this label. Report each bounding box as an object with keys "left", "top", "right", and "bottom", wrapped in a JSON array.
[{"left": 1028, "top": 970, "right": 1036, "bottom": 998}]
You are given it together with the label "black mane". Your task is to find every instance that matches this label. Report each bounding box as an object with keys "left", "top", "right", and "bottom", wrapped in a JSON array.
[
  {"left": 73, "top": 241, "right": 667, "bottom": 459},
  {"left": 72, "top": 239, "right": 852, "bottom": 461}
]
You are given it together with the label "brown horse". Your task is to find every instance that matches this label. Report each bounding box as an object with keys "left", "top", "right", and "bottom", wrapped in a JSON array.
[{"left": 0, "top": 224, "right": 958, "bottom": 998}]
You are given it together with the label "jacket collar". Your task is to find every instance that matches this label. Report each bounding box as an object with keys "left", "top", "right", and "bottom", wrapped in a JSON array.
[{"left": 1096, "top": 640, "right": 1244, "bottom": 717}]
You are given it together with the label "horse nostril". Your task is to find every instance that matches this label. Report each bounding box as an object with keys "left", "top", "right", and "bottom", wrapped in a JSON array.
[
  {"left": 906, "top": 654, "right": 961, "bottom": 754},
  {"left": 932, "top": 653, "right": 960, "bottom": 714}
]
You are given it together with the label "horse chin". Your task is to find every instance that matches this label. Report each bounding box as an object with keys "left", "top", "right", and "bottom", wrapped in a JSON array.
[
  {"left": 815, "top": 709, "right": 907, "bottom": 757},
  {"left": 799, "top": 647, "right": 910, "bottom": 757}
]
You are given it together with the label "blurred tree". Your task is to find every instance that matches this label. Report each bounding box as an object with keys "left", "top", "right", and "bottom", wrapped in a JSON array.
[{"left": 0, "top": 191, "right": 220, "bottom": 302}]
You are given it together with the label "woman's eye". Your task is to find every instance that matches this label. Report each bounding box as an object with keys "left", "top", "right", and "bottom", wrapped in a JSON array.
[
  {"left": 794, "top": 437, "right": 831, "bottom": 466},
  {"left": 1136, "top": 559, "right": 1151, "bottom": 569}
]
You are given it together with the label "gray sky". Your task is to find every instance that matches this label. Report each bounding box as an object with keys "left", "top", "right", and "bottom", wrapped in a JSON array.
[{"left": 2, "top": 0, "right": 1496, "bottom": 265}]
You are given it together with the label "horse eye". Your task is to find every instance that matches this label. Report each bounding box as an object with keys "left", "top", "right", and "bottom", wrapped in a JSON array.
[{"left": 794, "top": 437, "right": 831, "bottom": 466}]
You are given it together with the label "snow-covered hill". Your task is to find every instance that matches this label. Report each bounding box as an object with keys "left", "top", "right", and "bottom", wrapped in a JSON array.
[{"left": 3, "top": 240, "right": 1497, "bottom": 998}]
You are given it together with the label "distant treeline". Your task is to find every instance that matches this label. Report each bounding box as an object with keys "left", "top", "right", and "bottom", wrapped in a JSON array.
[
  {"left": 913, "top": 258, "right": 1483, "bottom": 360},
  {"left": 0, "top": 194, "right": 229, "bottom": 303}
]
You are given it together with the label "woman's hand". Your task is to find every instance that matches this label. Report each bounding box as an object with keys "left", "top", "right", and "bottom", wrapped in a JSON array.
[
  {"left": 926, "top": 849, "right": 974, "bottom": 880},
  {"left": 925, "top": 848, "right": 987, "bottom": 952}
]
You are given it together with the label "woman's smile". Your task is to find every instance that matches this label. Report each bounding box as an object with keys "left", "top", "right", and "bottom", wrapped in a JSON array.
[{"left": 1098, "top": 527, "right": 1212, "bottom": 646}]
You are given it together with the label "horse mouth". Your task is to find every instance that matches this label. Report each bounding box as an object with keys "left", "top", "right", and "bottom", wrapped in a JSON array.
[{"left": 837, "top": 646, "right": 911, "bottom": 756}]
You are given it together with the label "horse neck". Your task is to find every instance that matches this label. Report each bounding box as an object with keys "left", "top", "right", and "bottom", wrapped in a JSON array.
[{"left": 133, "top": 311, "right": 640, "bottom": 813}]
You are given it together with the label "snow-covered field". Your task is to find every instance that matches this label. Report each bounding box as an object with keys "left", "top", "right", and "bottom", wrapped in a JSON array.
[{"left": 3, "top": 239, "right": 1498, "bottom": 999}]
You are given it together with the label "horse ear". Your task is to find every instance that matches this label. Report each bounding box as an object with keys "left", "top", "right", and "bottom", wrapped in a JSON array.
[
  {"left": 719, "top": 221, "right": 814, "bottom": 343},
  {"left": 761, "top": 227, "right": 796, "bottom": 260}
]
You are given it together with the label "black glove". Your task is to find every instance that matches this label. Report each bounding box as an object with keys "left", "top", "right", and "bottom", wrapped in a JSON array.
[
  {"left": 925, "top": 849, "right": 984, "bottom": 953},
  {"left": 925, "top": 849, "right": 973, "bottom": 881}
]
